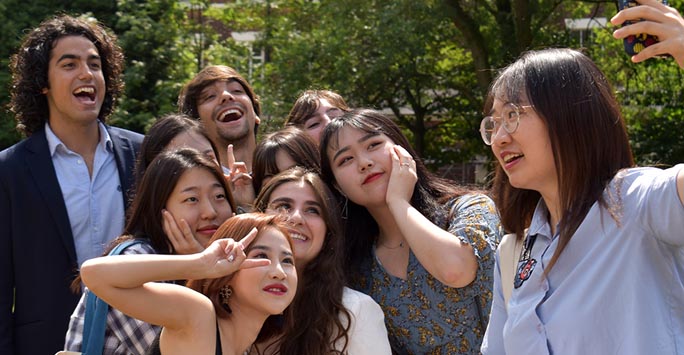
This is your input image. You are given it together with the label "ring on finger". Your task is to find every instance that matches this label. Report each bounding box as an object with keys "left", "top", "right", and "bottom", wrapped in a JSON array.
[{"left": 227, "top": 254, "right": 235, "bottom": 263}]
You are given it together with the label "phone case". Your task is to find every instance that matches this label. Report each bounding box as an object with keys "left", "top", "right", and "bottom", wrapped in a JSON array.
[{"left": 617, "top": 0, "right": 668, "bottom": 55}]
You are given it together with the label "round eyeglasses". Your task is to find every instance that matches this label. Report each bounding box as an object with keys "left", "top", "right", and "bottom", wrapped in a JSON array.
[{"left": 479, "top": 103, "right": 534, "bottom": 145}]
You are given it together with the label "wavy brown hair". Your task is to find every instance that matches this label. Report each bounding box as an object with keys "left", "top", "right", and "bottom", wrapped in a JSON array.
[
  {"left": 185, "top": 213, "right": 294, "bottom": 321},
  {"left": 284, "top": 89, "right": 350, "bottom": 127},
  {"left": 485, "top": 48, "right": 634, "bottom": 272},
  {"left": 254, "top": 167, "right": 351, "bottom": 354},
  {"left": 9, "top": 14, "right": 124, "bottom": 136}
]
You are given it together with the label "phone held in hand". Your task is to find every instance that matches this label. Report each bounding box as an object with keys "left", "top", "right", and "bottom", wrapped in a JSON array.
[{"left": 617, "top": 0, "right": 669, "bottom": 55}]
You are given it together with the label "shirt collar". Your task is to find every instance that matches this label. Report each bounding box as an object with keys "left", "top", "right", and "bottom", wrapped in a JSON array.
[
  {"left": 45, "top": 121, "right": 113, "bottom": 156},
  {"left": 528, "top": 198, "right": 554, "bottom": 240}
]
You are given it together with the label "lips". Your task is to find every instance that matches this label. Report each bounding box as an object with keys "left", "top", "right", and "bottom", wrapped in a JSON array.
[
  {"left": 500, "top": 151, "right": 524, "bottom": 169},
  {"left": 363, "top": 172, "right": 383, "bottom": 185},
  {"left": 216, "top": 107, "right": 244, "bottom": 123},
  {"left": 196, "top": 224, "right": 219, "bottom": 235},
  {"left": 263, "top": 283, "right": 288, "bottom": 295},
  {"left": 73, "top": 86, "right": 96, "bottom": 103}
]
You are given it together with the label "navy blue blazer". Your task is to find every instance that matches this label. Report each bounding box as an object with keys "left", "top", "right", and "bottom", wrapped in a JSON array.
[{"left": 0, "top": 125, "right": 142, "bottom": 355}]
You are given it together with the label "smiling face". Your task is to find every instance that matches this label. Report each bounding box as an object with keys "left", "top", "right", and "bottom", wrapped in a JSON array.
[
  {"left": 265, "top": 180, "right": 327, "bottom": 267},
  {"left": 196, "top": 80, "right": 260, "bottom": 146},
  {"left": 302, "top": 98, "right": 344, "bottom": 145},
  {"left": 489, "top": 97, "right": 558, "bottom": 198},
  {"left": 43, "top": 35, "right": 106, "bottom": 129},
  {"left": 230, "top": 227, "right": 297, "bottom": 315},
  {"left": 327, "top": 126, "right": 395, "bottom": 208},
  {"left": 164, "top": 167, "right": 233, "bottom": 247}
]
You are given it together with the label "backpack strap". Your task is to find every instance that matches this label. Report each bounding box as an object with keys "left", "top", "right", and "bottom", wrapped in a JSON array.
[
  {"left": 81, "top": 239, "right": 144, "bottom": 354},
  {"left": 499, "top": 233, "right": 524, "bottom": 310}
]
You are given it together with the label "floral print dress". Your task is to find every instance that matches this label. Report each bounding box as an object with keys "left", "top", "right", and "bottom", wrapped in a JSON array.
[{"left": 350, "top": 193, "right": 502, "bottom": 355}]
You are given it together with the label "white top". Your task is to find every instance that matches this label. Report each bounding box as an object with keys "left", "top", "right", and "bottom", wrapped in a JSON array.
[
  {"left": 337, "top": 287, "right": 392, "bottom": 355},
  {"left": 482, "top": 165, "right": 684, "bottom": 355}
]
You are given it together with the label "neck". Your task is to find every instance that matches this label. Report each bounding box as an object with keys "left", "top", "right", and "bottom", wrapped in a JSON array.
[
  {"left": 367, "top": 205, "right": 405, "bottom": 247},
  {"left": 220, "top": 308, "right": 268, "bottom": 355},
  {"left": 219, "top": 138, "right": 255, "bottom": 172},
  {"left": 48, "top": 118, "right": 100, "bottom": 157},
  {"left": 540, "top": 190, "right": 561, "bottom": 236}
]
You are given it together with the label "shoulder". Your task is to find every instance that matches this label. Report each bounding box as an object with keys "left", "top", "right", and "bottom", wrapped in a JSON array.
[
  {"left": 106, "top": 125, "right": 144, "bottom": 144},
  {"left": 342, "top": 287, "right": 382, "bottom": 314},
  {"left": 0, "top": 135, "right": 39, "bottom": 163},
  {"left": 449, "top": 192, "right": 496, "bottom": 209},
  {"left": 118, "top": 239, "right": 157, "bottom": 255},
  {"left": 610, "top": 165, "right": 683, "bottom": 198}
]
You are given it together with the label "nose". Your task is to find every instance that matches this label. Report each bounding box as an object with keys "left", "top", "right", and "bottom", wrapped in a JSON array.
[
  {"left": 491, "top": 126, "right": 511, "bottom": 146},
  {"left": 286, "top": 208, "right": 304, "bottom": 226},
  {"left": 200, "top": 200, "right": 219, "bottom": 220},
  {"left": 269, "top": 260, "right": 287, "bottom": 280},
  {"left": 219, "top": 89, "right": 235, "bottom": 104},
  {"left": 358, "top": 155, "right": 373, "bottom": 172},
  {"left": 78, "top": 64, "right": 94, "bottom": 81}
]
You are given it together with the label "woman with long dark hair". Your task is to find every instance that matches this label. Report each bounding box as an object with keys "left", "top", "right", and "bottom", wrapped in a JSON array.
[
  {"left": 319, "top": 109, "right": 501, "bottom": 354},
  {"left": 479, "top": 47, "right": 684, "bottom": 353}
]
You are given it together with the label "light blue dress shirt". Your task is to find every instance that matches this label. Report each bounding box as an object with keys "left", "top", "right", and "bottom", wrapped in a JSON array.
[
  {"left": 482, "top": 165, "right": 684, "bottom": 355},
  {"left": 45, "top": 122, "right": 125, "bottom": 267}
]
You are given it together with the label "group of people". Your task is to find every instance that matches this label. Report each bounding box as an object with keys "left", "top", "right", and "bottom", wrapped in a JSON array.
[{"left": 1, "top": 0, "right": 683, "bottom": 354}]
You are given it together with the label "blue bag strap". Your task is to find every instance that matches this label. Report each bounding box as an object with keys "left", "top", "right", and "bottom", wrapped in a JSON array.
[{"left": 81, "top": 239, "right": 144, "bottom": 355}]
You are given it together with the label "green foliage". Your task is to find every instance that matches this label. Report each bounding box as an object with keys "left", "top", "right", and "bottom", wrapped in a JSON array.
[{"left": 109, "top": 0, "right": 198, "bottom": 133}]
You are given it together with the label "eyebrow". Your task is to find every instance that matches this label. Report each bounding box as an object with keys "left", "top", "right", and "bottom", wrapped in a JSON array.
[
  {"left": 56, "top": 53, "right": 101, "bottom": 63},
  {"left": 270, "top": 197, "right": 321, "bottom": 207},
  {"left": 249, "top": 244, "right": 294, "bottom": 257},
  {"left": 180, "top": 182, "right": 223, "bottom": 193},
  {"left": 332, "top": 132, "right": 378, "bottom": 162}
]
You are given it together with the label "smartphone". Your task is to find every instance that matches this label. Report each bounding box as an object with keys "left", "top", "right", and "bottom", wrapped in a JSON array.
[{"left": 617, "top": 0, "right": 668, "bottom": 55}]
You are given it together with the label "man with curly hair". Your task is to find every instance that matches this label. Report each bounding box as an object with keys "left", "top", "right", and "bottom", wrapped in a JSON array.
[{"left": 0, "top": 15, "right": 142, "bottom": 354}]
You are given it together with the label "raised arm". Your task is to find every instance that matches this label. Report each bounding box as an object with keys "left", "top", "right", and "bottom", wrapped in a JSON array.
[
  {"left": 81, "top": 230, "right": 266, "bottom": 330},
  {"left": 385, "top": 145, "right": 483, "bottom": 288},
  {"left": 611, "top": 0, "right": 684, "bottom": 67}
]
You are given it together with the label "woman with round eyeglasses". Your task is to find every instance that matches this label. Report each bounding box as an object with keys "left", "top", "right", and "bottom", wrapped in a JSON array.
[
  {"left": 480, "top": 47, "right": 684, "bottom": 354},
  {"left": 479, "top": 103, "right": 534, "bottom": 146}
]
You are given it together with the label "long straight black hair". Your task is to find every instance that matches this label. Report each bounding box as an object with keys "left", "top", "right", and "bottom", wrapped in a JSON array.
[
  {"left": 486, "top": 48, "right": 634, "bottom": 272},
  {"left": 319, "top": 109, "right": 472, "bottom": 273}
]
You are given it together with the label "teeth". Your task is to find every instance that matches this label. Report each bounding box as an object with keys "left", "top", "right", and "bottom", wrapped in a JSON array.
[
  {"left": 74, "top": 87, "right": 94, "bottom": 94},
  {"left": 503, "top": 153, "right": 523, "bottom": 163},
  {"left": 290, "top": 233, "right": 307, "bottom": 241},
  {"left": 266, "top": 288, "right": 283, "bottom": 292},
  {"left": 220, "top": 109, "right": 240, "bottom": 121}
]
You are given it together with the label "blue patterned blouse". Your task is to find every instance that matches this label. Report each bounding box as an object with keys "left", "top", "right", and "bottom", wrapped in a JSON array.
[{"left": 350, "top": 193, "right": 502, "bottom": 354}]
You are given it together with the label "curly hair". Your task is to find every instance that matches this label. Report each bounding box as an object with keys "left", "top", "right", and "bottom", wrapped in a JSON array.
[
  {"left": 254, "top": 167, "right": 351, "bottom": 355},
  {"left": 9, "top": 14, "right": 124, "bottom": 136}
]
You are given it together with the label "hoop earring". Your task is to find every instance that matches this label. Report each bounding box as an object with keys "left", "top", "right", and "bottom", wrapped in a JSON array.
[{"left": 219, "top": 285, "right": 233, "bottom": 313}]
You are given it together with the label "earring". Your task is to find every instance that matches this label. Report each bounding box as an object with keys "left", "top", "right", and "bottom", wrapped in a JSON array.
[
  {"left": 341, "top": 196, "right": 348, "bottom": 220},
  {"left": 219, "top": 285, "right": 233, "bottom": 313}
]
